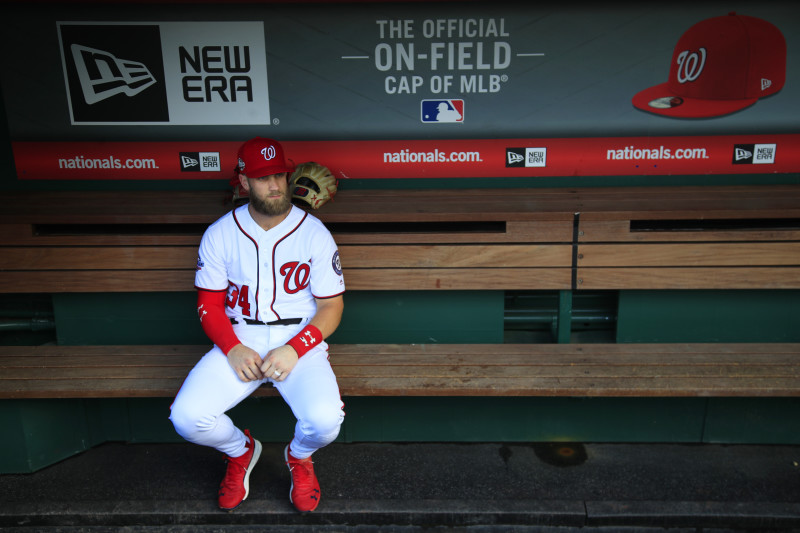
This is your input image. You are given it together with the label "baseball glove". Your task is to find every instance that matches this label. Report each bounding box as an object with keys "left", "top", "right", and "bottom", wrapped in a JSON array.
[{"left": 290, "top": 162, "right": 338, "bottom": 209}]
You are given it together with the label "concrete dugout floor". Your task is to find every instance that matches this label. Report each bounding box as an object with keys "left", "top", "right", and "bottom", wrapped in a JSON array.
[{"left": 1, "top": 441, "right": 799, "bottom": 532}]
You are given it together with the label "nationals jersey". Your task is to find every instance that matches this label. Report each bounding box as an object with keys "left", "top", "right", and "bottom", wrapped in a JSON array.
[{"left": 195, "top": 204, "right": 345, "bottom": 323}]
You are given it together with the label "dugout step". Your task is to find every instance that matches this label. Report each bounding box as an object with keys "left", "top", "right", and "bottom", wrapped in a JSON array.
[{"left": 1, "top": 442, "right": 799, "bottom": 531}]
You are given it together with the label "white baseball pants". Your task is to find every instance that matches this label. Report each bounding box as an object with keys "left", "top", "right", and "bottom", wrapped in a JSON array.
[{"left": 169, "top": 322, "right": 344, "bottom": 459}]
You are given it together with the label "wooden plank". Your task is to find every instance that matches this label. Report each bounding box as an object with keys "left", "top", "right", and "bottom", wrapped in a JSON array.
[
  {"left": 3, "top": 371, "right": 797, "bottom": 399},
  {"left": 0, "top": 247, "right": 198, "bottom": 270},
  {"left": 1, "top": 344, "right": 798, "bottom": 399},
  {"left": 0, "top": 243, "right": 571, "bottom": 271},
  {"left": 0, "top": 266, "right": 572, "bottom": 292},
  {"left": 576, "top": 267, "right": 800, "bottom": 290},
  {"left": 0, "top": 271, "right": 197, "bottom": 293},
  {"left": 0, "top": 232, "right": 203, "bottom": 246},
  {"left": 326, "top": 343, "right": 800, "bottom": 357},
  {"left": 341, "top": 244, "right": 572, "bottom": 268},
  {"left": 343, "top": 268, "right": 572, "bottom": 290},
  {"left": 0, "top": 345, "right": 209, "bottom": 357},
  {"left": 578, "top": 219, "right": 800, "bottom": 243},
  {"left": 3, "top": 343, "right": 798, "bottom": 359},
  {"left": 331, "top": 376, "right": 800, "bottom": 397},
  {"left": 5, "top": 357, "right": 795, "bottom": 380},
  {"left": 331, "top": 220, "right": 574, "bottom": 244},
  {"left": 0, "top": 191, "right": 232, "bottom": 225},
  {"left": 578, "top": 243, "right": 800, "bottom": 267},
  {"left": 3, "top": 366, "right": 193, "bottom": 379},
  {"left": 4, "top": 187, "right": 799, "bottom": 227},
  {"left": 4, "top": 351, "right": 798, "bottom": 368},
  {"left": 564, "top": 186, "right": 800, "bottom": 219},
  {"left": 0, "top": 378, "right": 201, "bottom": 399},
  {"left": 3, "top": 377, "right": 796, "bottom": 398}
]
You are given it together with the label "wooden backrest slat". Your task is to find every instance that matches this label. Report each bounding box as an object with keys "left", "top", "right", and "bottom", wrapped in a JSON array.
[
  {"left": 342, "top": 244, "right": 572, "bottom": 268},
  {"left": 578, "top": 243, "right": 800, "bottom": 267},
  {"left": 577, "top": 267, "right": 800, "bottom": 290},
  {"left": 578, "top": 219, "right": 800, "bottom": 243}
]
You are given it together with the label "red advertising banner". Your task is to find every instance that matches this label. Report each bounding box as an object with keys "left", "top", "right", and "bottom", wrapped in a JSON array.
[{"left": 12, "top": 134, "right": 799, "bottom": 180}]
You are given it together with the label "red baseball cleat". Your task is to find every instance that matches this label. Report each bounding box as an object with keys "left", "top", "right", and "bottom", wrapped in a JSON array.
[
  {"left": 284, "top": 445, "right": 321, "bottom": 512},
  {"left": 218, "top": 429, "right": 262, "bottom": 511}
]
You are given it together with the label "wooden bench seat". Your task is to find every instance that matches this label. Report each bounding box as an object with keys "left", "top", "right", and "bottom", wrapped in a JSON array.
[{"left": 2, "top": 343, "right": 798, "bottom": 399}]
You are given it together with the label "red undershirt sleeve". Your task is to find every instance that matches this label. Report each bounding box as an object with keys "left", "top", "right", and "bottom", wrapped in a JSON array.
[{"left": 197, "top": 289, "right": 241, "bottom": 355}]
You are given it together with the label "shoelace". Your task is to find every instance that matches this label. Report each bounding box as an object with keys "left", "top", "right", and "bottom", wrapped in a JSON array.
[
  {"left": 220, "top": 454, "right": 249, "bottom": 492},
  {"left": 289, "top": 458, "right": 316, "bottom": 491}
]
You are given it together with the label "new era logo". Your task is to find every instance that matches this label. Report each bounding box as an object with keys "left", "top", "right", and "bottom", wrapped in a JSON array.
[
  {"left": 58, "top": 21, "right": 270, "bottom": 125},
  {"left": 732, "top": 144, "right": 776, "bottom": 165},
  {"left": 761, "top": 78, "right": 772, "bottom": 91},
  {"left": 506, "top": 147, "right": 547, "bottom": 168},
  {"left": 180, "top": 152, "right": 221, "bottom": 172},
  {"left": 71, "top": 44, "right": 157, "bottom": 105},
  {"left": 59, "top": 23, "right": 169, "bottom": 123},
  {"left": 507, "top": 151, "right": 525, "bottom": 165},
  {"left": 734, "top": 147, "right": 753, "bottom": 161}
]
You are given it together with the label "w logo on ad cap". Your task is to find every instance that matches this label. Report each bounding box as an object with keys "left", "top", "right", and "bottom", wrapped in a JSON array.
[{"left": 675, "top": 48, "right": 706, "bottom": 84}]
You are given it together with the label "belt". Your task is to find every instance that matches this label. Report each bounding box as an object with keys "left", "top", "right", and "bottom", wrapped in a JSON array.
[{"left": 230, "top": 317, "right": 303, "bottom": 326}]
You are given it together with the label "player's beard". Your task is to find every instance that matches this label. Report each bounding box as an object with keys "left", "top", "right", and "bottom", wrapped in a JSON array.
[{"left": 250, "top": 188, "right": 291, "bottom": 217}]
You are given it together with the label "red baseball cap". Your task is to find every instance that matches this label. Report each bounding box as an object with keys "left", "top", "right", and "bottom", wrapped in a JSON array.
[
  {"left": 235, "top": 137, "right": 294, "bottom": 178},
  {"left": 632, "top": 13, "right": 786, "bottom": 118}
]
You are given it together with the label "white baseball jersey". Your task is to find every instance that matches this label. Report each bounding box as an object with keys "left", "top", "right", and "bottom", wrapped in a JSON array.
[{"left": 195, "top": 204, "right": 345, "bottom": 323}]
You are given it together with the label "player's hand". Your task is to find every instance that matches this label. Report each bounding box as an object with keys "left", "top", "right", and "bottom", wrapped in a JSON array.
[
  {"left": 227, "top": 344, "right": 265, "bottom": 382},
  {"left": 260, "top": 344, "right": 299, "bottom": 382}
]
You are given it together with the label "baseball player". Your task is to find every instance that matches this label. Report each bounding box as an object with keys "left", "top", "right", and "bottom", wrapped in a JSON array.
[{"left": 170, "top": 137, "right": 345, "bottom": 513}]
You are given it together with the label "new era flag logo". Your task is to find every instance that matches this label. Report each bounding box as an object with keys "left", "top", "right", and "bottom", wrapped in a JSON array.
[
  {"left": 71, "top": 44, "right": 158, "bottom": 105},
  {"left": 59, "top": 23, "right": 169, "bottom": 123}
]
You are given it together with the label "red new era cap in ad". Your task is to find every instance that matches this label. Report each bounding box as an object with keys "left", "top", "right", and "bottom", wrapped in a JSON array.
[
  {"left": 236, "top": 137, "right": 294, "bottom": 178},
  {"left": 632, "top": 13, "right": 786, "bottom": 118}
]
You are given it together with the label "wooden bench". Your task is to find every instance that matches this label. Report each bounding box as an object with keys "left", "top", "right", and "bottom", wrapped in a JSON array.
[
  {"left": 0, "top": 186, "right": 798, "bottom": 292},
  {"left": 0, "top": 185, "right": 799, "bottom": 400},
  {"left": 2, "top": 343, "right": 799, "bottom": 399}
]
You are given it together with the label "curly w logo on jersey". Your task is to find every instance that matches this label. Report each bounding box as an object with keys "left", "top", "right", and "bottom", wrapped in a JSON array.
[
  {"left": 281, "top": 261, "right": 311, "bottom": 294},
  {"left": 632, "top": 13, "right": 786, "bottom": 118}
]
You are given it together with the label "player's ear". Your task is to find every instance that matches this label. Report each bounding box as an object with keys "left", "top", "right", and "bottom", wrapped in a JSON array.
[{"left": 238, "top": 173, "right": 251, "bottom": 192}]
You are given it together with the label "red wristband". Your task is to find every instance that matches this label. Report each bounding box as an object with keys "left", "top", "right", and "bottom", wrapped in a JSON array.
[{"left": 287, "top": 325, "right": 323, "bottom": 358}]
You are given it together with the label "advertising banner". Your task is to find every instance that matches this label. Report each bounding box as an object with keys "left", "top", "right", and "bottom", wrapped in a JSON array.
[
  {"left": 1, "top": 1, "right": 797, "bottom": 181},
  {"left": 12, "top": 135, "right": 799, "bottom": 180}
]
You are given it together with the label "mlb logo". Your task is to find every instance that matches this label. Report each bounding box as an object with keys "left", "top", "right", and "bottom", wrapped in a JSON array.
[{"left": 421, "top": 100, "right": 464, "bottom": 123}]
